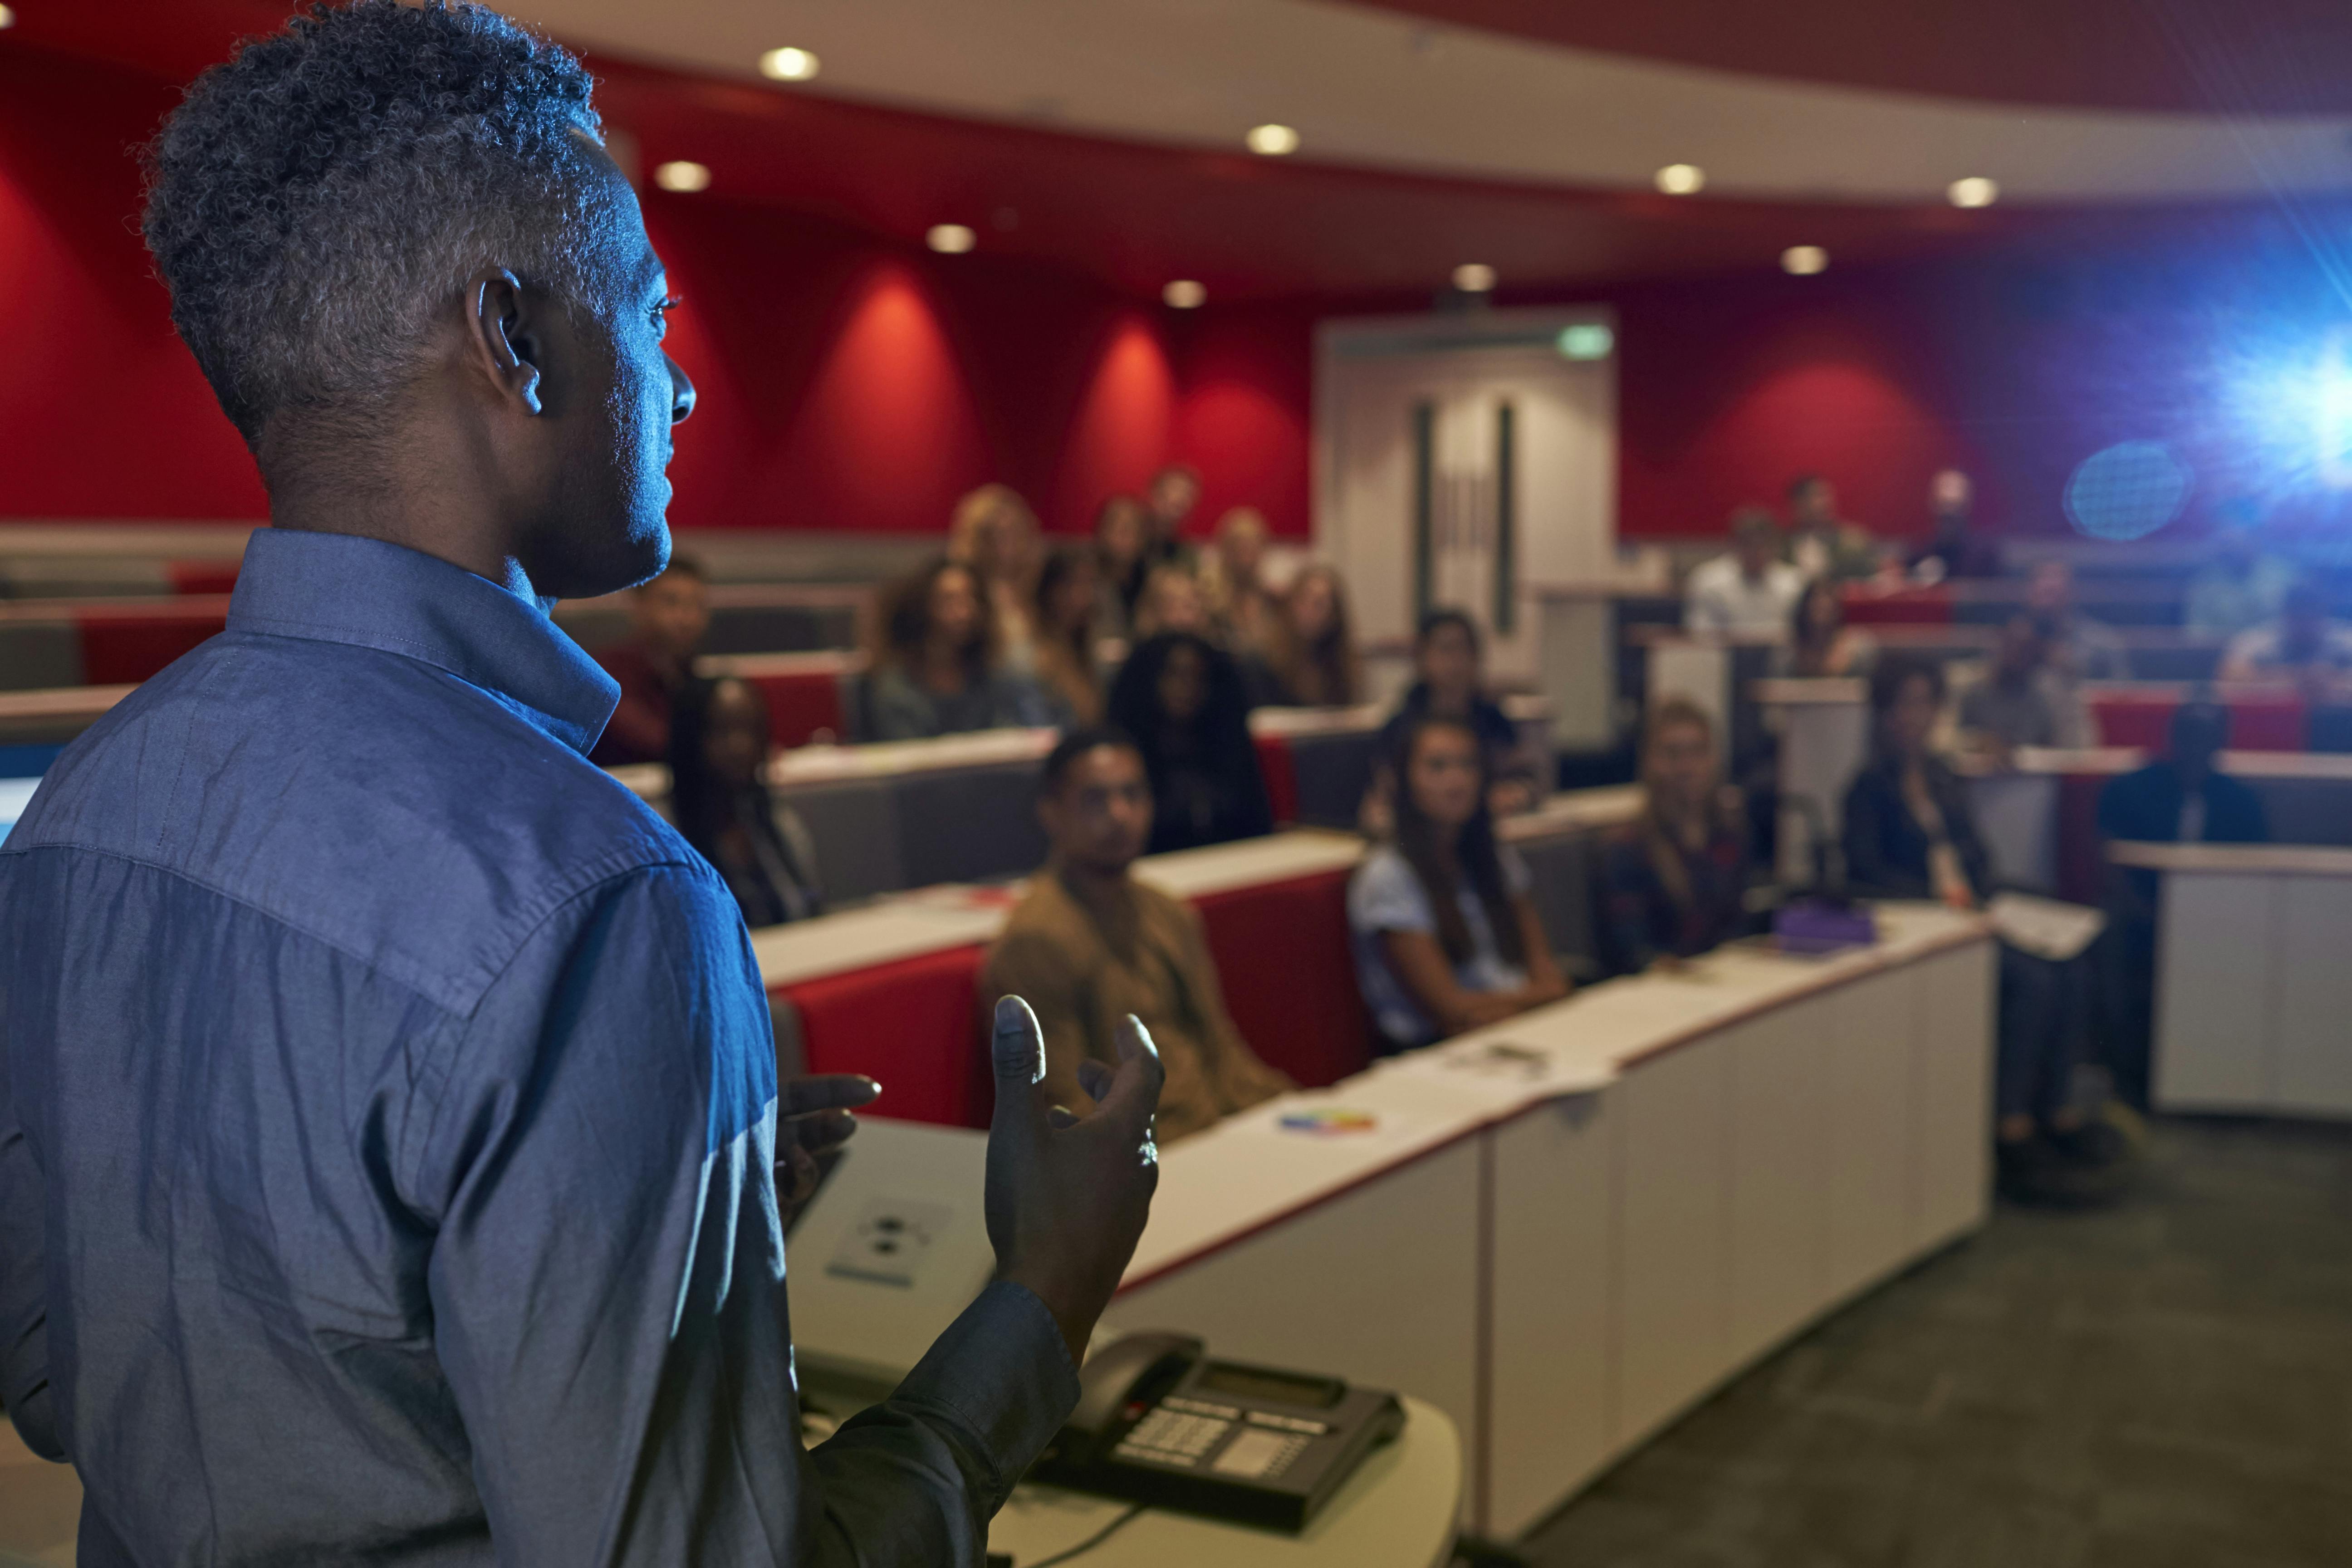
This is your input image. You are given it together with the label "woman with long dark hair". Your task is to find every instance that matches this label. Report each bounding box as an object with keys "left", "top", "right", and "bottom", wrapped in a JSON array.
[
  {"left": 1272, "top": 563, "right": 1360, "bottom": 707},
  {"left": 668, "top": 676, "right": 824, "bottom": 929},
  {"left": 1031, "top": 544, "right": 1105, "bottom": 727},
  {"left": 864, "top": 556, "right": 1049, "bottom": 740},
  {"left": 1348, "top": 714, "right": 1568, "bottom": 1052},
  {"left": 1105, "top": 631, "right": 1273, "bottom": 853}
]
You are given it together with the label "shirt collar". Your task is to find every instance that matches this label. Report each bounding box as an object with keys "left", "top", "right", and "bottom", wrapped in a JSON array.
[{"left": 227, "top": 528, "right": 621, "bottom": 756}]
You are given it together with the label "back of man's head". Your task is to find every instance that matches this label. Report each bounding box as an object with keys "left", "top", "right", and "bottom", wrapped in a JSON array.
[{"left": 142, "top": 1, "right": 605, "bottom": 454}]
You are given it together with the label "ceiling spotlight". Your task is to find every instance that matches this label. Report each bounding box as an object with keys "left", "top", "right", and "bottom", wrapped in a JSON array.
[
  {"left": 1654, "top": 163, "right": 1705, "bottom": 196},
  {"left": 1780, "top": 245, "right": 1829, "bottom": 276},
  {"left": 1947, "top": 176, "right": 1999, "bottom": 208},
  {"left": 1452, "top": 263, "right": 1497, "bottom": 293},
  {"left": 653, "top": 161, "right": 711, "bottom": 193},
  {"left": 1163, "top": 279, "right": 1206, "bottom": 309},
  {"left": 1245, "top": 123, "right": 1301, "bottom": 157},
  {"left": 0, "top": 6, "right": 14, "bottom": 27},
  {"left": 759, "top": 47, "right": 820, "bottom": 82},
  {"left": 927, "top": 224, "right": 977, "bottom": 255}
]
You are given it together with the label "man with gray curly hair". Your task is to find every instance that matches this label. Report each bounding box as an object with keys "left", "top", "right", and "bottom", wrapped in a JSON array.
[{"left": 0, "top": 4, "right": 1164, "bottom": 1563}]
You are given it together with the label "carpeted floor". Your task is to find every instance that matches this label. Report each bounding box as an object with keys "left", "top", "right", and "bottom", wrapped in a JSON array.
[{"left": 1518, "top": 1117, "right": 2352, "bottom": 1568}]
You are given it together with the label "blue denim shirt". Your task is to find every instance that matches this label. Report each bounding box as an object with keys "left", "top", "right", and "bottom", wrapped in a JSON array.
[{"left": 0, "top": 529, "right": 1073, "bottom": 1565}]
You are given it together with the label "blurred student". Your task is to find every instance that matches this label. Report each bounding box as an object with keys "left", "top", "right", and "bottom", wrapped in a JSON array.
[
  {"left": 983, "top": 728, "right": 1294, "bottom": 1142},
  {"left": 1685, "top": 507, "right": 1804, "bottom": 637},
  {"left": 1132, "top": 562, "right": 1211, "bottom": 640},
  {"left": 1959, "top": 614, "right": 2063, "bottom": 755},
  {"left": 2025, "top": 559, "right": 2129, "bottom": 681},
  {"left": 1596, "top": 700, "right": 1752, "bottom": 976},
  {"left": 1144, "top": 464, "right": 1202, "bottom": 566},
  {"left": 1349, "top": 715, "right": 1568, "bottom": 1053},
  {"left": 1032, "top": 545, "right": 1105, "bottom": 728},
  {"left": 866, "top": 557, "right": 1049, "bottom": 740},
  {"left": 2097, "top": 701, "right": 2268, "bottom": 1106},
  {"left": 1377, "top": 608, "right": 1541, "bottom": 817},
  {"left": 1273, "top": 564, "right": 1360, "bottom": 707},
  {"left": 2219, "top": 581, "right": 2352, "bottom": 693},
  {"left": 1107, "top": 632, "right": 1274, "bottom": 853},
  {"left": 1207, "top": 505, "right": 1282, "bottom": 661},
  {"left": 1777, "top": 577, "right": 1876, "bottom": 678},
  {"left": 588, "top": 554, "right": 708, "bottom": 766},
  {"left": 2185, "top": 523, "right": 2295, "bottom": 637},
  {"left": 948, "top": 482, "right": 1045, "bottom": 672},
  {"left": 668, "top": 676, "right": 823, "bottom": 929},
  {"left": 1844, "top": 657, "right": 2120, "bottom": 1202},
  {"left": 1909, "top": 468, "right": 2000, "bottom": 582},
  {"left": 1786, "top": 474, "right": 1878, "bottom": 581},
  {"left": 1093, "top": 494, "right": 1152, "bottom": 640}
]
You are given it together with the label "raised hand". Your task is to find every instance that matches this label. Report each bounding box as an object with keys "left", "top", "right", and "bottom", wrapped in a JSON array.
[
  {"left": 774, "top": 1073, "right": 881, "bottom": 1220},
  {"left": 984, "top": 996, "right": 1164, "bottom": 1363}
]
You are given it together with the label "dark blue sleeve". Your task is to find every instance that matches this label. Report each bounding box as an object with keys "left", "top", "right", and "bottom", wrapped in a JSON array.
[
  {"left": 411, "top": 863, "right": 1074, "bottom": 1565},
  {"left": 0, "top": 1060, "right": 61, "bottom": 1460}
]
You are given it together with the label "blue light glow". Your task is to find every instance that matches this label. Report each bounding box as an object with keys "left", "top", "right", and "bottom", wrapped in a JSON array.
[{"left": 2064, "top": 441, "right": 2193, "bottom": 540}]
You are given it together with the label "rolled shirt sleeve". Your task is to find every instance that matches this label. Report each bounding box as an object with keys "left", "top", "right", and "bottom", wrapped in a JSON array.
[{"left": 413, "top": 862, "right": 1074, "bottom": 1564}]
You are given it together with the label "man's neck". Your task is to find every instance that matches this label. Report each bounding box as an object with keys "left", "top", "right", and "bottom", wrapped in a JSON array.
[
  {"left": 265, "top": 451, "right": 530, "bottom": 598},
  {"left": 1054, "top": 856, "right": 1136, "bottom": 912}
]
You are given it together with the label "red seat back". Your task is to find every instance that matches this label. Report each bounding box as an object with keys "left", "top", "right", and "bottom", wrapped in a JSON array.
[
  {"left": 1193, "top": 867, "right": 1372, "bottom": 1088},
  {"left": 74, "top": 603, "right": 231, "bottom": 683},
  {"left": 779, "top": 944, "right": 990, "bottom": 1129},
  {"left": 745, "top": 671, "right": 848, "bottom": 749},
  {"left": 1839, "top": 585, "right": 1952, "bottom": 625},
  {"left": 1254, "top": 734, "right": 1300, "bottom": 825}
]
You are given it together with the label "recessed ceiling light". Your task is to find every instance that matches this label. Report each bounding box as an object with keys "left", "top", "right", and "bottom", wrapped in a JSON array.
[
  {"left": 927, "top": 224, "right": 977, "bottom": 255},
  {"left": 1245, "top": 123, "right": 1300, "bottom": 157},
  {"left": 1654, "top": 163, "right": 1705, "bottom": 196},
  {"left": 759, "top": 47, "right": 820, "bottom": 82},
  {"left": 1163, "top": 280, "right": 1206, "bottom": 309},
  {"left": 0, "top": 6, "right": 16, "bottom": 27},
  {"left": 1780, "top": 245, "right": 1829, "bottom": 276},
  {"left": 653, "top": 161, "right": 711, "bottom": 194},
  {"left": 1452, "top": 263, "right": 1496, "bottom": 293},
  {"left": 1947, "top": 176, "right": 1999, "bottom": 209}
]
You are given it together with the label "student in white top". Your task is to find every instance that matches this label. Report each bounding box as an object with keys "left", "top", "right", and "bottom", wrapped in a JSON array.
[
  {"left": 1348, "top": 715, "right": 1569, "bottom": 1053},
  {"left": 2219, "top": 581, "right": 2352, "bottom": 695},
  {"left": 1684, "top": 507, "right": 1806, "bottom": 639}
]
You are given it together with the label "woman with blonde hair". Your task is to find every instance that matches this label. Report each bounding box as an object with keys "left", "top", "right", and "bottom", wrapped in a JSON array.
[
  {"left": 1272, "top": 563, "right": 1359, "bottom": 707},
  {"left": 1595, "top": 699, "right": 1753, "bottom": 975},
  {"left": 947, "top": 482, "right": 1044, "bottom": 671}
]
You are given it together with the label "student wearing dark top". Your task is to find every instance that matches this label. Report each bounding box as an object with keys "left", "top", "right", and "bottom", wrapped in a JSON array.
[
  {"left": 1375, "top": 608, "right": 1539, "bottom": 821},
  {"left": 1106, "top": 632, "right": 1274, "bottom": 853},
  {"left": 1957, "top": 614, "right": 2063, "bottom": 756},
  {"left": 2095, "top": 701, "right": 2268, "bottom": 1106},
  {"left": 670, "top": 676, "right": 824, "bottom": 929},
  {"left": 588, "top": 554, "right": 707, "bottom": 765},
  {"left": 1843, "top": 657, "right": 2122, "bottom": 1203},
  {"left": 1597, "top": 699, "right": 1752, "bottom": 976},
  {"left": 1031, "top": 544, "right": 1105, "bottom": 728}
]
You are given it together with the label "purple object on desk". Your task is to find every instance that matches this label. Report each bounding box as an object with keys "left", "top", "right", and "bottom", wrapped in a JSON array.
[{"left": 1774, "top": 901, "right": 1878, "bottom": 954}]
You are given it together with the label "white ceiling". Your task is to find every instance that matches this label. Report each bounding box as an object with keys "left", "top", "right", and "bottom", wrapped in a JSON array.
[{"left": 508, "top": 0, "right": 2352, "bottom": 203}]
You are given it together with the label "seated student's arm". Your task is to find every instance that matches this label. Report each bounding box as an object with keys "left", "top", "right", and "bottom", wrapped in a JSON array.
[
  {"left": 1377, "top": 931, "right": 1523, "bottom": 1034},
  {"left": 1683, "top": 574, "right": 1726, "bottom": 636},
  {"left": 983, "top": 928, "right": 1101, "bottom": 1118},
  {"left": 1840, "top": 778, "right": 1935, "bottom": 901},
  {"left": 418, "top": 864, "right": 1078, "bottom": 1566},
  {"left": 1509, "top": 894, "right": 1571, "bottom": 1005}
]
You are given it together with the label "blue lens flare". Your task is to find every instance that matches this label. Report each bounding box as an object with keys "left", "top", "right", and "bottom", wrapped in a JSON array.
[{"left": 2064, "top": 441, "right": 2193, "bottom": 540}]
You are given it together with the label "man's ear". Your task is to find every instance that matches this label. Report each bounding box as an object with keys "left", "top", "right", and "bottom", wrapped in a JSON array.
[{"left": 466, "top": 268, "right": 544, "bottom": 416}]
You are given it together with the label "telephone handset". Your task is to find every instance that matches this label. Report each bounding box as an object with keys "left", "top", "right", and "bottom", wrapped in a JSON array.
[{"left": 1028, "top": 1331, "right": 1405, "bottom": 1532}]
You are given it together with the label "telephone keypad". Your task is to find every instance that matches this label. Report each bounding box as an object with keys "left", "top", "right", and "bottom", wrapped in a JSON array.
[{"left": 1115, "top": 1406, "right": 1234, "bottom": 1468}]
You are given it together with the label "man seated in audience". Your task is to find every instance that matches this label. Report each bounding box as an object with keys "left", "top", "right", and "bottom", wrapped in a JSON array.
[
  {"left": 1959, "top": 614, "right": 2064, "bottom": 757},
  {"left": 2186, "top": 520, "right": 2295, "bottom": 638},
  {"left": 984, "top": 729, "right": 1294, "bottom": 1142},
  {"left": 1595, "top": 700, "right": 1753, "bottom": 976},
  {"left": 587, "top": 554, "right": 707, "bottom": 765},
  {"left": 865, "top": 557, "right": 1050, "bottom": 740},
  {"left": 1143, "top": 463, "right": 1202, "bottom": 568},
  {"left": 1785, "top": 473, "right": 1878, "bottom": 581},
  {"left": 2096, "top": 701, "right": 2267, "bottom": 1107},
  {"left": 1909, "top": 468, "right": 2000, "bottom": 581},
  {"left": 1350, "top": 716, "right": 1568, "bottom": 1052},
  {"left": 2025, "top": 558, "right": 2129, "bottom": 683},
  {"left": 2218, "top": 581, "right": 2352, "bottom": 694},
  {"left": 1685, "top": 507, "right": 1805, "bottom": 638},
  {"left": 1376, "top": 608, "right": 1542, "bottom": 818}
]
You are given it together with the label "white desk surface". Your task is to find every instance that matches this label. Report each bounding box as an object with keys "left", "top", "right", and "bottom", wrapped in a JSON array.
[
  {"left": 697, "top": 649, "right": 862, "bottom": 678},
  {"left": 1245, "top": 704, "right": 1385, "bottom": 739},
  {"left": 2108, "top": 841, "right": 2352, "bottom": 876},
  {"left": 1499, "top": 784, "right": 1643, "bottom": 839},
  {"left": 1120, "top": 904, "right": 1989, "bottom": 1293},
  {"left": 988, "top": 1397, "right": 1458, "bottom": 1568}
]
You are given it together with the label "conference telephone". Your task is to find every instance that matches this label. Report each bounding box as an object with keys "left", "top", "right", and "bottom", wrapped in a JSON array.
[{"left": 1027, "top": 1332, "right": 1405, "bottom": 1532}]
